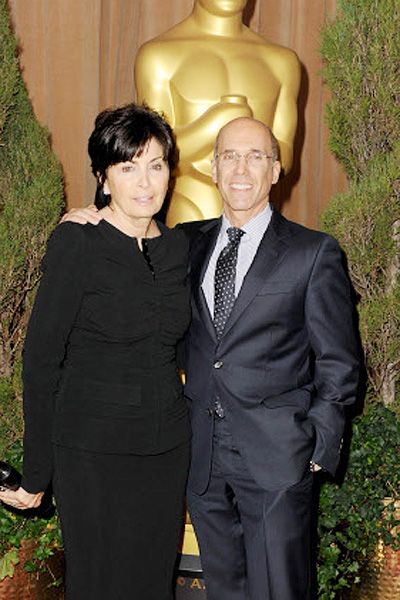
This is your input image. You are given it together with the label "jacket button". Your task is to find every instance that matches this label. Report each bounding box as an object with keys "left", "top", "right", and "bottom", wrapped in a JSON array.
[{"left": 213, "top": 360, "right": 223, "bottom": 369}]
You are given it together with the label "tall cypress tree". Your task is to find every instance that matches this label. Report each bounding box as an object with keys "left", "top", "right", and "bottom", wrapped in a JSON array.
[
  {"left": 316, "top": 2, "right": 400, "bottom": 597},
  {"left": 321, "top": 0, "right": 400, "bottom": 407},
  {"left": 0, "top": 0, "right": 64, "bottom": 453},
  {"left": 0, "top": 2, "right": 64, "bottom": 583}
]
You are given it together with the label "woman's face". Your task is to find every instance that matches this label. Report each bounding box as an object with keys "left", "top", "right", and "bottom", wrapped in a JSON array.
[{"left": 103, "top": 138, "right": 170, "bottom": 220}]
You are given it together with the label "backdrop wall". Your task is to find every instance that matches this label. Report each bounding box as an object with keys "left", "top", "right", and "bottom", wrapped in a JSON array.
[{"left": 8, "top": 0, "right": 347, "bottom": 228}]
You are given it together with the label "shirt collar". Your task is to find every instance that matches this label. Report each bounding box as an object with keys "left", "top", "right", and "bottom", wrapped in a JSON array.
[{"left": 221, "top": 203, "right": 273, "bottom": 238}]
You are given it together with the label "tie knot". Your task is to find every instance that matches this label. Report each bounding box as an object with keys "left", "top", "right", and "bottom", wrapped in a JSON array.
[{"left": 226, "top": 227, "right": 245, "bottom": 245}]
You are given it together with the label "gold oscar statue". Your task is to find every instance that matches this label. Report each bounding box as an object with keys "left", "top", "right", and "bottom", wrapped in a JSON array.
[{"left": 135, "top": 0, "right": 300, "bottom": 225}]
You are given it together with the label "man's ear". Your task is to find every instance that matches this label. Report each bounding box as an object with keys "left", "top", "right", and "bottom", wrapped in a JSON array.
[{"left": 271, "top": 161, "right": 281, "bottom": 185}]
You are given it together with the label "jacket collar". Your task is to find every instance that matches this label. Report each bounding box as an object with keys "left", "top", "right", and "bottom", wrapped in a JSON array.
[
  {"left": 221, "top": 210, "right": 292, "bottom": 338},
  {"left": 189, "top": 209, "right": 293, "bottom": 342}
]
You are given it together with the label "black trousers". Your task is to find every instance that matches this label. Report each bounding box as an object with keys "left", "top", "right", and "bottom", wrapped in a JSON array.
[
  {"left": 187, "top": 417, "right": 313, "bottom": 600},
  {"left": 53, "top": 441, "right": 190, "bottom": 600}
]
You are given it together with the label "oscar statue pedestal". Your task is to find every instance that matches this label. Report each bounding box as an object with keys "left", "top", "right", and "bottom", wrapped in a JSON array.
[{"left": 176, "top": 523, "right": 207, "bottom": 599}]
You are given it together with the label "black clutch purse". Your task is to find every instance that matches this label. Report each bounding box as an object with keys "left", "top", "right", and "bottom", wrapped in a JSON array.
[
  {"left": 0, "top": 460, "right": 55, "bottom": 517},
  {"left": 0, "top": 460, "right": 21, "bottom": 491}
]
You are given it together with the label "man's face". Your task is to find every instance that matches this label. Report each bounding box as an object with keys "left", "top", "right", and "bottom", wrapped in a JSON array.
[
  {"left": 197, "top": 0, "right": 247, "bottom": 17},
  {"left": 212, "top": 118, "right": 281, "bottom": 227}
]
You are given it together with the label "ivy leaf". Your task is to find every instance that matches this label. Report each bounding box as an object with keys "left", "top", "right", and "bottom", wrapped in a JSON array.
[{"left": 0, "top": 548, "right": 19, "bottom": 580}]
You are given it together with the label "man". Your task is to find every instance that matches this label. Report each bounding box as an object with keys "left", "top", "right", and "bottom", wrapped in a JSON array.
[
  {"left": 180, "top": 117, "right": 359, "bottom": 600},
  {"left": 135, "top": 0, "right": 300, "bottom": 225},
  {"left": 63, "top": 117, "right": 359, "bottom": 600}
]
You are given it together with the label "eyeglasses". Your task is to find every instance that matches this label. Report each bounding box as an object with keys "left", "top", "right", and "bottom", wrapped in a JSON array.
[{"left": 215, "top": 150, "right": 274, "bottom": 166}]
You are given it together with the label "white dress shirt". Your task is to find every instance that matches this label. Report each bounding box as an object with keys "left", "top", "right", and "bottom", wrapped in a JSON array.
[{"left": 202, "top": 203, "right": 273, "bottom": 316}]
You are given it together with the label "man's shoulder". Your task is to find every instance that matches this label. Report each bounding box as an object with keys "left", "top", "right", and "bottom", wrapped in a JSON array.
[
  {"left": 274, "top": 212, "right": 336, "bottom": 247},
  {"left": 176, "top": 218, "right": 219, "bottom": 243}
]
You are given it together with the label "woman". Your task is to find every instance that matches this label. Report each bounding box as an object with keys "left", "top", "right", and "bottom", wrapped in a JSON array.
[{"left": 0, "top": 103, "right": 191, "bottom": 600}]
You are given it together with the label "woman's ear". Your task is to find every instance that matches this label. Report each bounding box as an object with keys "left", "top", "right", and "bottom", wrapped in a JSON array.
[
  {"left": 103, "top": 180, "right": 110, "bottom": 196},
  {"left": 97, "top": 173, "right": 110, "bottom": 196}
]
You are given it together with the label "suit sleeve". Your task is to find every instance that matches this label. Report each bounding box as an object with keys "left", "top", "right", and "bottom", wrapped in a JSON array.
[
  {"left": 21, "top": 223, "right": 87, "bottom": 492},
  {"left": 305, "top": 235, "right": 359, "bottom": 475}
]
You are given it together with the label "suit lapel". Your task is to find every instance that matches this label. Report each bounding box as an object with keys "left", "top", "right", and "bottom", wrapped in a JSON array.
[
  {"left": 189, "top": 219, "right": 221, "bottom": 341},
  {"left": 221, "top": 211, "right": 292, "bottom": 338}
]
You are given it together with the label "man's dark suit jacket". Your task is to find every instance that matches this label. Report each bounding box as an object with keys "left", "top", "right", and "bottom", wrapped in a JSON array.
[{"left": 181, "top": 210, "right": 359, "bottom": 494}]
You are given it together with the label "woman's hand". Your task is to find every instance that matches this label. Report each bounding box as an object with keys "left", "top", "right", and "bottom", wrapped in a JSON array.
[
  {"left": 0, "top": 487, "right": 44, "bottom": 510},
  {"left": 60, "top": 204, "right": 103, "bottom": 225}
]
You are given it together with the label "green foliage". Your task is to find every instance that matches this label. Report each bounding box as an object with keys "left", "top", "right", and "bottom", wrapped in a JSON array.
[
  {"left": 0, "top": 0, "right": 18, "bottom": 138},
  {"left": 317, "top": 405, "right": 400, "bottom": 598},
  {"left": 322, "top": 144, "right": 400, "bottom": 401},
  {"left": 0, "top": 0, "right": 64, "bottom": 380},
  {"left": 0, "top": 548, "right": 18, "bottom": 580},
  {"left": 319, "top": 1, "right": 400, "bottom": 596},
  {"left": 320, "top": 0, "right": 400, "bottom": 180},
  {"left": 0, "top": 0, "right": 64, "bottom": 579},
  {"left": 0, "top": 376, "right": 22, "bottom": 457},
  {"left": 0, "top": 443, "right": 62, "bottom": 579}
]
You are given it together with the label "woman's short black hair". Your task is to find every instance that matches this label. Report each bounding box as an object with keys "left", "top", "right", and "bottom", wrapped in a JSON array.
[{"left": 88, "top": 103, "right": 177, "bottom": 208}]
